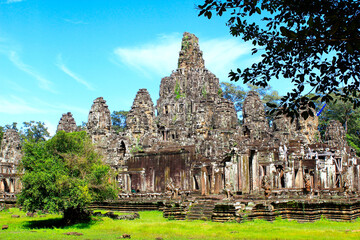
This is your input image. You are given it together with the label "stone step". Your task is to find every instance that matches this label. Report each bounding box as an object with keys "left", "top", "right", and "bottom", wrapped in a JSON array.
[{"left": 186, "top": 202, "right": 215, "bottom": 221}]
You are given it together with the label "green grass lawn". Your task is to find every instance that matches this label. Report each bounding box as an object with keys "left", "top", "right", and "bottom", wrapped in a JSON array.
[{"left": 1, "top": 208, "right": 360, "bottom": 239}]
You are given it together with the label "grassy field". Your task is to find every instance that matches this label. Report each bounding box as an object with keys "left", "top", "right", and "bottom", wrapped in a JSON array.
[{"left": 1, "top": 208, "right": 360, "bottom": 239}]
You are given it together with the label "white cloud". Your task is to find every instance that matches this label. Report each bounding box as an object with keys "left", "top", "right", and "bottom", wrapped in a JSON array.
[
  {"left": 114, "top": 35, "right": 179, "bottom": 78},
  {"left": 0, "top": 95, "right": 88, "bottom": 116},
  {"left": 8, "top": 51, "right": 56, "bottom": 93},
  {"left": 113, "top": 33, "right": 253, "bottom": 81},
  {"left": 0, "top": 95, "right": 43, "bottom": 114},
  {"left": 56, "top": 54, "right": 94, "bottom": 91},
  {"left": 202, "top": 39, "right": 253, "bottom": 80}
]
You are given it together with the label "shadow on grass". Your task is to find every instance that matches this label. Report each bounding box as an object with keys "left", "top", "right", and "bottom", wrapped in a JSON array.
[{"left": 23, "top": 218, "right": 95, "bottom": 229}]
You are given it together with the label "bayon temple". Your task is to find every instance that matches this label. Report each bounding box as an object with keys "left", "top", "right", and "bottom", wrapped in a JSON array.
[{"left": 1, "top": 32, "right": 359, "bottom": 201}]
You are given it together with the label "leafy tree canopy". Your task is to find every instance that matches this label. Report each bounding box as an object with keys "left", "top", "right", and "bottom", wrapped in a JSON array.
[
  {"left": 221, "top": 82, "right": 246, "bottom": 113},
  {"left": 199, "top": 0, "right": 360, "bottom": 119},
  {"left": 111, "top": 111, "right": 128, "bottom": 133},
  {"left": 17, "top": 131, "right": 117, "bottom": 223},
  {"left": 5, "top": 122, "right": 19, "bottom": 131},
  {"left": 20, "top": 121, "right": 50, "bottom": 143},
  {"left": 315, "top": 93, "right": 360, "bottom": 156}
]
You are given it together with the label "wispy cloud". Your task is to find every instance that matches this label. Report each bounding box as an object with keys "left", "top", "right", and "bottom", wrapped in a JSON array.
[
  {"left": 202, "top": 38, "right": 253, "bottom": 79},
  {"left": 0, "top": 95, "right": 88, "bottom": 116},
  {"left": 56, "top": 54, "right": 94, "bottom": 91},
  {"left": 113, "top": 33, "right": 253, "bottom": 81},
  {"left": 113, "top": 34, "right": 179, "bottom": 78},
  {"left": 0, "top": 95, "right": 43, "bottom": 114},
  {"left": 8, "top": 51, "right": 56, "bottom": 93},
  {"left": 0, "top": 95, "right": 88, "bottom": 136}
]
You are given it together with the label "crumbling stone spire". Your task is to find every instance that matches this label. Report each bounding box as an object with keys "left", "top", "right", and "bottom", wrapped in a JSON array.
[
  {"left": 127, "top": 89, "right": 156, "bottom": 135},
  {"left": 324, "top": 120, "right": 347, "bottom": 147},
  {"left": 87, "top": 97, "right": 111, "bottom": 134},
  {"left": 56, "top": 112, "right": 77, "bottom": 133},
  {"left": 272, "top": 114, "right": 298, "bottom": 144},
  {"left": 242, "top": 91, "right": 269, "bottom": 140},
  {"left": 0, "top": 129, "right": 22, "bottom": 163},
  {"left": 178, "top": 32, "right": 205, "bottom": 69}
]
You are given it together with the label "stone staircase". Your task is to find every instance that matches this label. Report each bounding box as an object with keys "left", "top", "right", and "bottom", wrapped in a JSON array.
[
  {"left": 212, "top": 204, "right": 236, "bottom": 222},
  {"left": 163, "top": 203, "right": 187, "bottom": 220},
  {"left": 186, "top": 199, "right": 215, "bottom": 221}
]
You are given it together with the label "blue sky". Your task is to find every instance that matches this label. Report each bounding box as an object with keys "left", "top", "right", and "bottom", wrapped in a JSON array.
[{"left": 0, "top": 0, "right": 294, "bottom": 135}]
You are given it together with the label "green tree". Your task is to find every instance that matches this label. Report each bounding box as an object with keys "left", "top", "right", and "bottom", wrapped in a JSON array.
[
  {"left": 20, "top": 121, "right": 50, "bottom": 143},
  {"left": 316, "top": 94, "right": 360, "bottom": 155},
  {"left": 220, "top": 82, "right": 246, "bottom": 113},
  {"left": 111, "top": 111, "right": 128, "bottom": 133},
  {"left": 198, "top": 0, "right": 360, "bottom": 118},
  {"left": 4, "top": 122, "right": 18, "bottom": 131},
  {"left": 18, "top": 131, "right": 117, "bottom": 224},
  {"left": 347, "top": 134, "right": 360, "bottom": 157}
]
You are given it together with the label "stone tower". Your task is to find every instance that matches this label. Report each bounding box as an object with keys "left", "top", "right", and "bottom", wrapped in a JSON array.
[
  {"left": 126, "top": 88, "right": 157, "bottom": 148},
  {"left": 0, "top": 129, "right": 22, "bottom": 163},
  {"left": 87, "top": 97, "right": 112, "bottom": 144},
  {"left": 324, "top": 120, "right": 347, "bottom": 148},
  {"left": 56, "top": 112, "right": 77, "bottom": 133},
  {"left": 242, "top": 91, "right": 269, "bottom": 140},
  {"left": 155, "top": 32, "right": 238, "bottom": 159},
  {"left": 178, "top": 32, "right": 205, "bottom": 69},
  {"left": 87, "top": 97, "right": 111, "bottom": 134}
]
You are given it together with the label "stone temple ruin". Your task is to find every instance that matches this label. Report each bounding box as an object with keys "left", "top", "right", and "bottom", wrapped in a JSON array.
[
  {"left": 59, "top": 32, "right": 360, "bottom": 197},
  {"left": 1, "top": 32, "right": 360, "bottom": 221}
]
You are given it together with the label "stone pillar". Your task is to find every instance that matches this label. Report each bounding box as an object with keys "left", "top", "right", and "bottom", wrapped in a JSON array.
[
  {"left": 240, "top": 154, "right": 250, "bottom": 194},
  {"left": 295, "top": 166, "right": 304, "bottom": 188},
  {"left": 10, "top": 179, "right": 15, "bottom": 193},
  {"left": 140, "top": 171, "right": 146, "bottom": 192},
  {"left": 252, "top": 152, "right": 260, "bottom": 193},
  {"left": 0, "top": 180, "right": 4, "bottom": 192},
  {"left": 201, "top": 166, "right": 209, "bottom": 196},
  {"left": 214, "top": 168, "right": 222, "bottom": 194},
  {"left": 284, "top": 167, "right": 293, "bottom": 188},
  {"left": 237, "top": 155, "right": 242, "bottom": 192}
]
